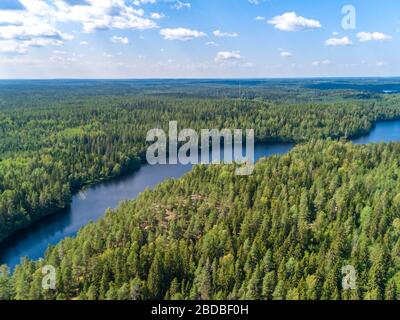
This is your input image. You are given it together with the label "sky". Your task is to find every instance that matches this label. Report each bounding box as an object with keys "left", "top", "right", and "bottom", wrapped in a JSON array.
[{"left": 0, "top": 0, "right": 399, "bottom": 79}]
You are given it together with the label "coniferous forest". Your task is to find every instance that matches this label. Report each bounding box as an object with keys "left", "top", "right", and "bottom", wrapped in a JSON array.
[{"left": 1, "top": 79, "right": 400, "bottom": 300}]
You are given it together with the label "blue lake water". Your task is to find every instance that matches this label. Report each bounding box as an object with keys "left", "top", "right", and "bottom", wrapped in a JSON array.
[
  {"left": 352, "top": 120, "right": 400, "bottom": 144},
  {"left": 1, "top": 119, "right": 400, "bottom": 269},
  {"left": 0, "top": 143, "right": 294, "bottom": 268}
]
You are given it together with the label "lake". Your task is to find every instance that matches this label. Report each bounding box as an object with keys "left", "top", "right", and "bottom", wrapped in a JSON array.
[
  {"left": 1, "top": 119, "right": 400, "bottom": 269},
  {"left": 0, "top": 143, "right": 294, "bottom": 268},
  {"left": 352, "top": 120, "right": 400, "bottom": 144}
]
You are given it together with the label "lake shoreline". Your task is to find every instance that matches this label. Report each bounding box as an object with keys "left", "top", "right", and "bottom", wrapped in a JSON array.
[{"left": 2, "top": 118, "right": 400, "bottom": 268}]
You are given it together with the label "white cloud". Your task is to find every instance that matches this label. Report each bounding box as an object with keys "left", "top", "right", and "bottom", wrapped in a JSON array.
[
  {"left": 325, "top": 36, "right": 353, "bottom": 46},
  {"left": 357, "top": 32, "right": 392, "bottom": 42},
  {"left": 102, "top": 52, "right": 113, "bottom": 58},
  {"left": 23, "top": 0, "right": 157, "bottom": 32},
  {"left": 50, "top": 54, "right": 78, "bottom": 65},
  {"left": 160, "top": 28, "right": 206, "bottom": 41},
  {"left": 214, "top": 51, "right": 241, "bottom": 63},
  {"left": 0, "top": 37, "right": 63, "bottom": 54},
  {"left": 172, "top": 1, "right": 191, "bottom": 10},
  {"left": 268, "top": 12, "right": 321, "bottom": 32},
  {"left": 280, "top": 51, "right": 292, "bottom": 57},
  {"left": 80, "top": 41, "right": 89, "bottom": 45},
  {"left": 0, "top": 55, "right": 45, "bottom": 66},
  {"left": 0, "top": 40, "right": 28, "bottom": 54},
  {"left": 213, "top": 30, "right": 238, "bottom": 38},
  {"left": 0, "top": 2, "right": 72, "bottom": 55},
  {"left": 151, "top": 12, "right": 165, "bottom": 19},
  {"left": 205, "top": 41, "right": 219, "bottom": 47},
  {"left": 61, "top": 4, "right": 157, "bottom": 33},
  {"left": 111, "top": 36, "right": 129, "bottom": 44},
  {"left": 0, "top": 6, "right": 72, "bottom": 41},
  {"left": 248, "top": 0, "right": 260, "bottom": 4},
  {"left": 133, "top": 0, "right": 157, "bottom": 5},
  {"left": 376, "top": 61, "right": 388, "bottom": 67},
  {"left": 53, "top": 50, "right": 67, "bottom": 55},
  {"left": 27, "top": 38, "right": 64, "bottom": 47},
  {"left": 0, "top": 0, "right": 158, "bottom": 54},
  {"left": 255, "top": 16, "right": 265, "bottom": 21},
  {"left": 312, "top": 59, "right": 331, "bottom": 66}
]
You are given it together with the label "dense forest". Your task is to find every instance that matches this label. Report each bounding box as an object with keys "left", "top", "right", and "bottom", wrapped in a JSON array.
[
  {"left": 1, "top": 80, "right": 400, "bottom": 300},
  {"left": 2, "top": 140, "right": 400, "bottom": 300},
  {"left": 1, "top": 85, "right": 400, "bottom": 242}
]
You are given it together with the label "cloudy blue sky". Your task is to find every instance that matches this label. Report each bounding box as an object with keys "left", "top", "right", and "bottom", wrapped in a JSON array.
[{"left": 0, "top": 0, "right": 399, "bottom": 78}]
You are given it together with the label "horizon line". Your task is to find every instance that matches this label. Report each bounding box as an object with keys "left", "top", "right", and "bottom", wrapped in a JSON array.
[{"left": 1, "top": 76, "right": 400, "bottom": 81}]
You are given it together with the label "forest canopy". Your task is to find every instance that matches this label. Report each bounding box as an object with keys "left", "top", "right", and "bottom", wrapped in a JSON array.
[
  {"left": 2, "top": 140, "right": 400, "bottom": 300},
  {"left": 1, "top": 83, "right": 400, "bottom": 242},
  {"left": 1, "top": 80, "right": 400, "bottom": 300}
]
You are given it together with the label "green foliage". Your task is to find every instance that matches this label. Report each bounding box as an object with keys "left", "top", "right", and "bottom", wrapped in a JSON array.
[
  {"left": 1, "top": 86, "right": 400, "bottom": 241},
  {"left": 2, "top": 81, "right": 400, "bottom": 300},
  {"left": 4, "top": 140, "right": 400, "bottom": 300}
]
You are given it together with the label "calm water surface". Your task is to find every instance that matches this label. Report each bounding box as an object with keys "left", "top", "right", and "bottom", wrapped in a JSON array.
[
  {"left": 352, "top": 120, "right": 400, "bottom": 144},
  {"left": 0, "top": 143, "right": 294, "bottom": 268},
  {"left": 2, "top": 119, "right": 400, "bottom": 268}
]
